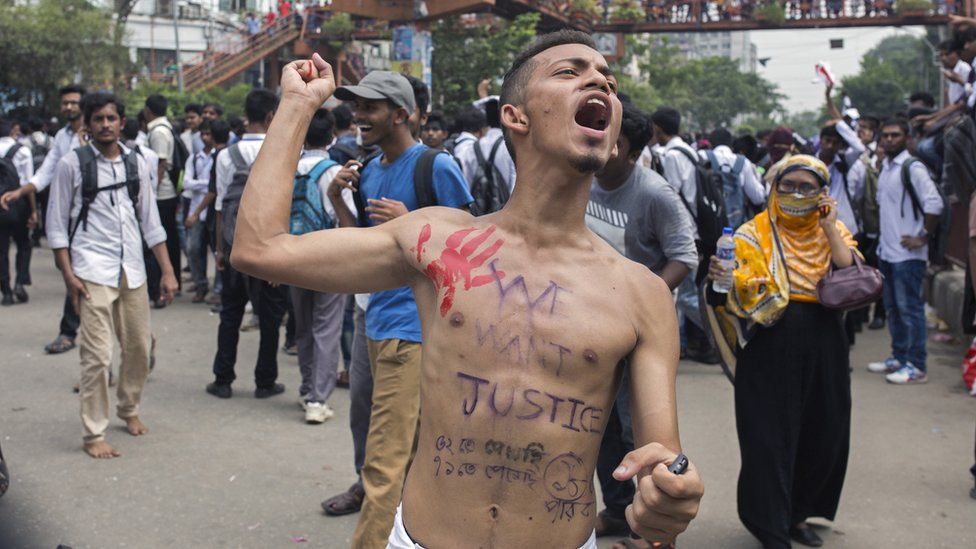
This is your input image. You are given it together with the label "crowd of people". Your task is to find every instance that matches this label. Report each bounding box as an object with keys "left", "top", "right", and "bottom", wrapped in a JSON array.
[{"left": 2, "top": 17, "right": 976, "bottom": 549}]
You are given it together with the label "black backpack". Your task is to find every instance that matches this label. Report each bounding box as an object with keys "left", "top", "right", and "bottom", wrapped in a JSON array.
[
  {"left": 673, "top": 147, "right": 728, "bottom": 282},
  {"left": 469, "top": 137, "right": 510, "bottom": 216},
  {"left": 351, "top": 147, "right": 446, "bottom": 227},
  {"left": 220, "top": 144, "right": 250, "bottom": 251},
  {"left": 0, "top": 145, "right": 28, "bottom": 227},
  {"left": 150, "top": 123, "right": 189, "bottom": 191},
  {"left": 69, "top": 145, "right": 141, "bottom": 244},
  {"left": 900, "top": 157, "right": 950, "bottom": 265}
]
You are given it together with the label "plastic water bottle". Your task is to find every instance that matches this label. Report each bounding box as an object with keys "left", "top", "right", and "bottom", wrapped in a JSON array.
[{"left": 713, "top": 227, "right": 736, "bottom": 294}]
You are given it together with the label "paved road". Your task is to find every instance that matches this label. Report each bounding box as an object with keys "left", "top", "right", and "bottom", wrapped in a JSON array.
[{"left": 1, "top": 254, "right": 974, "bottom": 548}]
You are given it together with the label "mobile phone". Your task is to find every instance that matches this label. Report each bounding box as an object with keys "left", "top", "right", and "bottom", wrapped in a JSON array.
[
  {"left": 819, "top": 204, "right": 830, "bottom": 218},
  {"left": 667, "top": 453, "right": 689, "bottom": 475}
]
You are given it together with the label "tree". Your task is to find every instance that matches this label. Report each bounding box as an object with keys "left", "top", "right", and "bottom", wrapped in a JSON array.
[
  {"left": 615, "top": 36, "right": 785, "bottom": 132},
  {"left": 431, "top": 13, "right": 540, "bottom": 116},
  {"left": 840, "top": 34, "right": 940, "bottom": 118},
  {"left": 0, "top": 0, "right": 124, "bottom": 111},
  {"left": 121, "top": 82, "right": 252, "bottom": 122}
]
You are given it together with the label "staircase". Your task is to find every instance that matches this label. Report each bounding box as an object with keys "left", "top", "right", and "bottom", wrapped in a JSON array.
[{"left": 179, "top": 16, "right": 300, "bottom": 91}]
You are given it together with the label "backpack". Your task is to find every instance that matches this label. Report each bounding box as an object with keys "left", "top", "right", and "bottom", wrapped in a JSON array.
[
  {"left": 150, "top": 123, "right": 189, "bottom": 192},
  {"left": 329, "top": 142, "right": 361, "bottom": 166},
  {"left": 69, "top": 145, "right": 141, "bottom": 245},
  {"left": 290, "top": 158, "right": 337, "bottom": 235},
  {"left": 704, "top": 150, "right": 746, "bottom": 229},
  {"left": 900, "top": 157, "right": 950, "bottom": 265},
  {"left": 469, "top": 137, "right": 510, "bottom": 216},
  {"left": 351, "top": 147, "right": 446, "bottom": 227},
  {"left": 220, "top": 144, "right": 250, "bottom": 251},
  {"left": 445, "top": 135, "right": 476, "bottom": 157},
  {"left": 29, "top": 133, "right": 51, "bottom": 170},
  {"left": 0, "top": 145, "right": 27, "bottom": 227},
  {"left": 673, "top": 147, "right": 729, "bottom": 282}
]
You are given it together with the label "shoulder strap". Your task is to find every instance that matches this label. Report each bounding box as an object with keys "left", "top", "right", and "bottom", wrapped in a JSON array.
[
  {"left": 900, "top": 158, "right": 924, "bottom": 221},
  {"left": 704, "top": 149, "right": 718, "bottom": 169},
  {"left": 4, "top": 144, "right": 22, "bottom": 161},
  {"left": 70, "top": 146, "right": 100, "bottom": 243},
  {"left": 472, "top": 139, "right": 487, "bottom": 165},
  {"left": 227, "top": 144, "right": 247, "bottom": 172},
  {"left": 414, "top": 148, "right": 442, "bottom": 209},
  {"left": 673, "top": 146, "right": 699, "bottom": 167},
  {"left": 306, "top": 157, "right": 337, "bottom": 183},
  {"left": 730, "top": 154, "right": 746, "bottom": 177},
  {"left": 488, "top": 136, "right": 504, "bottom": 163}
]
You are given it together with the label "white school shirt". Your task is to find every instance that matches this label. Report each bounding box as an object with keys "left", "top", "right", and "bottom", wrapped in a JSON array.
[
  {"left": 147, "top": 117, "right": 177, "bottom": 200},
  {"left": 296, "top": 149, "right": 355, "bottom": 220},
  {"left": 46, "top": 144, "right": 166, "bottom": 288},
  {"left": 948, "top": 59, "right": 972, "bottom": 105},
  {"left": 31, "top": 124, "right": 83, "bottom": 192},
  {"left": 661, "top": 136, "right": 698, "bottom": 208},
  {"left": 0, "top": 136, "right": 35, "bottom": 185},
  {"left": 877, "top": 150, "right": 944, "bottom": 264},
  {"left": 826, "top": 153, "right": 866, "bottom": 235},
  {"left": 183, "top": 149, "right": 214, "bottom": 221},
  {"left": 453, "top": 131, "right": 480, "bottom": 185},
  {"left": 215, "top": 134, "right": 265, "bottom": 212}
]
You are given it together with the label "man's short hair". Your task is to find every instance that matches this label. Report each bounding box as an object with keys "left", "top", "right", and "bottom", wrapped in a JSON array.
[
  {"left": 456, "top": 107, "right": 487, "bottom": 134},
  {"left": 650, "top": 107, "right": 681, "bottom": 137},
  {"left": 0, "top": 118, "right": 13, "bottom": 137},
  {"left": 84, "top": 92, "right": 125, "bottom": 124},
  {"left": 819, "top": 121, "right": 842, "bottom": 140},
  {"left": 619, "top": 103, "right": 653, "bottom": 154},
  {"left": 28, "top": 117, "right": 44, "bottom": 132},
  {"left": 732, "top": 134, "right": 758, "bottom": 160},
  {"left": 306, "top": 108, "right": 335, "bottom": 148},
  {"left": 882, "top": 117, "right": 910, "bottom": 135},
  {"left": 403, "top": 74, "right": 429, "bottom": 115},
  {"left": 484, "top": 98, "right": 501, "bottom": 129},
  {"left": 500, "top": 30, "right": 598, "bottom": 162},
  {"left": 227, "top": 116, "right": 245, "bottom": 137},
  {"left": 59, "top": 84, "right": 86, "bottom": 97},
  {"left": 425, "top": 111, "right": 447, "bottom": 131},
  {"left": 959, "top": 27, "right": 976, "bottom": 45},
  {"left": 709, "top": 127, "right": 733, "bottom": 148},
  {"left": 209, "top": 119, "right": 231, "bottom": 145},
  {"left": 144, "top": 94, "right": 168, "bottom": 117},
  {"left": 332, "top": 104, "right": 353, "bottom": 130},
  {"left": 938, "top": 38, "right": 960, "bottom": 53},
  {"left": 859, "top": 115, "right": 881, "bottom": 132},
  {"left": 185, "top": 103, "right": 203, "bottom": 116},
  {"left": 122, "top": 118, "right": 140, "bottom": 141},
  {"left": 908, "top": 91, "right": 935, "bottom": 108},
  {"left": 203, "top": 103, "right": 224, "bottom": 117},
  {"left": 244, "top": 89, "right": 279, "bottom": 123}
]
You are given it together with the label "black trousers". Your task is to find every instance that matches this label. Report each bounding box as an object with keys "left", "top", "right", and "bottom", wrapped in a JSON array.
[
  {"left": 0, "top": 222, "right": 31, "bottom": 293},
  {"left": 735, "top": 302, "right": 851, "bottom": 549},
  {"left": 59, "top": 293, "right": 80, "bottom": 339},
  {"left": 150, "top": 197, "right": 181, "bottom": 296},
  {"left": 212, "top": 264, "right": 286, "bottom": 388}
]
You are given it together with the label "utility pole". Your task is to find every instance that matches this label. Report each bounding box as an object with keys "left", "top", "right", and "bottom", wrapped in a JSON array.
[{"left": 173, "top": 0, "right": 184, "bottom": 91}]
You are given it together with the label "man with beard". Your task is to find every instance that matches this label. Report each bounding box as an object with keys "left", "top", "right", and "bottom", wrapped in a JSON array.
[
  {"left": 230, "top": 31, "right": 703, "bottom": 548},
  {"left": 46, "top": 92, "right": 177, "bottom": 458},
  {"left": 1, "top": 85, "right": 89, "bottom": 355}
]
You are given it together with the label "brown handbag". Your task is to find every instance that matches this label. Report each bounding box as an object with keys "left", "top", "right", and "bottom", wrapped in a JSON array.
[{"left": 816, "top": 253, "right": 885, "bottom": 311}]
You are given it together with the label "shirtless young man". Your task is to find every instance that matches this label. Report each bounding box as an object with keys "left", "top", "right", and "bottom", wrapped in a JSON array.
[{"left": 231, "top": 31, "right": 704, "bottom": 548}]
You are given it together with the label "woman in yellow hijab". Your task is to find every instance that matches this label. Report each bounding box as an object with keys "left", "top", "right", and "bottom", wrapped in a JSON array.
[{"left": 703, "top": 155, "right": 858, "bottom": 549}]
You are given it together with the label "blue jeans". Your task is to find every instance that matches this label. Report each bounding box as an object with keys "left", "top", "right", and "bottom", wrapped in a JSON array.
[
  {"left": 186, "top": 220, "right": 208, "bottom": 292},
  {"left": 879, "top": 259, "right": 927, "bottom": 371}
]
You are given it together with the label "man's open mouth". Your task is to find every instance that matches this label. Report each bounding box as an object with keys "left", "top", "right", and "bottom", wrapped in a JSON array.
[
  {"left": 575, "top": 96, "right": 610, "bottom": 132},
  {"left": 358, "top": 123, "right": 373, "bottom": 134}
]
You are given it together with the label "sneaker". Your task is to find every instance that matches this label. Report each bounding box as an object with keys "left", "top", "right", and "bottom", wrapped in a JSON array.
[
  {"left": 0, "top": 293, "right": 12, "bottom": 306},
  {"left": 254, "top": 383, "right": 285, "bottom": 399},
  {"left": 885, "top": 363, "right": 928, "bottom": 385},
  {"left": 868, "top": 357, "right": 901, "bottom": 374},
  {"left": 304, "top": 401, "right": 335, "bottom": 424},
  {"left": 13, "top": 284, "right": 28, "bottom": 303},
  {"left": 206, "top": 382, "right": 233, "bottom": 399},
  {"left": 282, "top": 342, "right": 298, "bottom": 356}
]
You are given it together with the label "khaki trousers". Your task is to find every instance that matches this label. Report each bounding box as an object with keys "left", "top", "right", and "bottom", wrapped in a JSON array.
[
  {"left": 78, "top": 273, "right": 151, "bottom": 443},
  {"left": 352, "top": 338, "right": 422, "bottom": 549}
]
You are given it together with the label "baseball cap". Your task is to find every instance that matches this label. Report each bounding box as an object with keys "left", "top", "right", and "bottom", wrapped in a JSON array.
[{"left": 334, "top": 71, "right": 416, "bottom": 113}]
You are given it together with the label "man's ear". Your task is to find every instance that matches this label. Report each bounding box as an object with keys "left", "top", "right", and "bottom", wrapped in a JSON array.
[
  {"left": 393, "top": 107, "right": 409, "bottom": 126},
  {"left": 501, "top": 103, "right": 529, "bottom": 138}
]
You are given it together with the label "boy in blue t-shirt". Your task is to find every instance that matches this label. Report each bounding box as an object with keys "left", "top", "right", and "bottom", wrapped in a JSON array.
[{"left": 325, "top": 70, "right": 472, "bottom": 547}]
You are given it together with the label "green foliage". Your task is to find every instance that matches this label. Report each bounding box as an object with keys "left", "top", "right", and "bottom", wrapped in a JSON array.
[
  {"left": 839, "top": 34, "right": 939, "bottom": 119},
  {"left": 121, "top": 82, "right": 252, "bottom": 122},
  {"left": 616, "top": 36, "right": 785, "bottom": 132},
  {"left": 569, "top": 0, "right": 602, "bottom": 17},
  {"left": 0, "top": 0, "right": 127, "bottom": 110},
  {"left": 895, "top": 0, "right": 934, "bottom": 14},
  {"left": 754, "top": 2, "right": 786, "bottom": 25},
  {"left": 610, "top": 0, "right": 645, "bottom": 21},
  {"left": 738, "top": 109, "right": 827, "bottom": 138},
  {"left": 323, "top": 13, "right": 355, "bottom": 50},
  {"left": 431, "top": 13, "right": 540, "bottom": 117}
]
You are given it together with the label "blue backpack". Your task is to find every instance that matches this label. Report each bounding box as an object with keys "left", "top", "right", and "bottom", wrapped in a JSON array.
[
  {"left": 290, "top": 158, "right": 337, "bottom": 235},
  {"left": 704, "top": 150, "right": 747, "bottom": 230}
]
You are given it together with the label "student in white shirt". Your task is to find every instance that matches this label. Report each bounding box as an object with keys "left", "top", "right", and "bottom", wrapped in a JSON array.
[
  {"left": 0, "top": 117, "right": 36, "bottom": 305},
  {"left": 452, "top": 107, "right": 487, "bottom": 185},
  {"left": 45, "top": 92, "right": 177, "bottom": 459},
  {"left": 143, "top": 94, "right": 182, "bottom": 304},
  {"left": 0, "top": 85, "right": 88, "bottom": 354},
  {"left": 700, "top": 128, "right": 766, "bottom": 229},
  {"left": 867, "top": 119, "right": 944, "bottom": 385},
  {"left": 182, "top": 120, "right": 217, "bottom": 302},
  {"left": 292, "top": 109, "right": 356, "bottom": 424}
]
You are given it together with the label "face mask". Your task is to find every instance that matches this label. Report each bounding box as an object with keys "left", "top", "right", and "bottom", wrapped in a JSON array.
[{"left": 776, "top": 192, "right": 819, "bottom": 218}]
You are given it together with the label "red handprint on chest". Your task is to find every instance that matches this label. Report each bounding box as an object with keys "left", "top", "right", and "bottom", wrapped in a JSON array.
[{"left": 416, "top": 224, "right": 506, "bottom": 316}]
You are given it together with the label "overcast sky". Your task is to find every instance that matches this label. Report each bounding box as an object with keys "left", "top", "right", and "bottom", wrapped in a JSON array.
[{"left": 746, "top": 25, "right": 928, "bottom": 113}]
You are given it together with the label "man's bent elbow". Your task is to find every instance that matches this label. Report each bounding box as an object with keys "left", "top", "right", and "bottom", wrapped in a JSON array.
[{"left": 229, "top": 246, "right": 260, "bottom": 276}]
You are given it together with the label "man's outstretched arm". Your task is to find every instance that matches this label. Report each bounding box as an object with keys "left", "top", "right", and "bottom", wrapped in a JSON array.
[
  {"left": 613, "top": 271, "right": 703, "bottom": 545},
  {"left": 231, "top": 54, "right": 411, "bottom": 294}
]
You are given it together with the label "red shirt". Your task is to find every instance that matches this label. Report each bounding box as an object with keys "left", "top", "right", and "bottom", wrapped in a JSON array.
[{"left": 279, "top": 1, "right": 291, "bottom": 17}]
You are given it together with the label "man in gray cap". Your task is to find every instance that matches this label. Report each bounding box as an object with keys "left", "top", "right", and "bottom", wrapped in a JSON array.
[{"left": 325, "top": 69, "right": 472, "bottom": 546}]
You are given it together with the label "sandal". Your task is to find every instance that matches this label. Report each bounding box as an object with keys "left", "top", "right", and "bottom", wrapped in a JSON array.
[
  {"left": 321, "top": 483, "right": 364, "bottom": 516},
  {"left": 596, "top": 509, "right": 632, "bottom": 538},
  {"left": 45, "top": 335, "right": 76, "bottom": 354}
]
